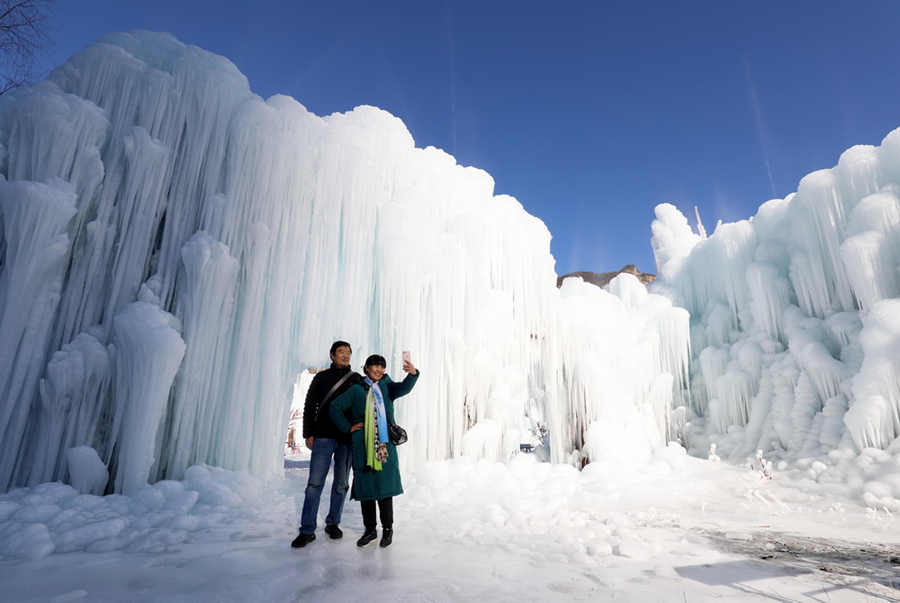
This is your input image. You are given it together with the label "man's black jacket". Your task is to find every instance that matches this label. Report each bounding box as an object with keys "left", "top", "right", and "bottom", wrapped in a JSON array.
[{"left": 302, "top": 364, "right": 361, "bottom": 442}]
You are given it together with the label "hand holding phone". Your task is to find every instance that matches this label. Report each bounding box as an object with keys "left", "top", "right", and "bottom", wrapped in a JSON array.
[{"left": 402, "top": 351, "right": 417, "bottom": 374}]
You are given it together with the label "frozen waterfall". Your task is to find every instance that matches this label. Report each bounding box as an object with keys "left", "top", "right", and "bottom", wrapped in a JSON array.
[
  {"left": 652, "top": 136, "right": 900, "bottom": 461},
  {"left": 0, "top": 31, "right": 689, "bottom": 493}
]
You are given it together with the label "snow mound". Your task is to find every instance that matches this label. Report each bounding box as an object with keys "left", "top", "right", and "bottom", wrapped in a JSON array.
[
  {"left": 405, "top": 447, "right": 697, "bottom": 564},
  {"left": 0, "top": 465, "right": 292, "bottom": 561}
]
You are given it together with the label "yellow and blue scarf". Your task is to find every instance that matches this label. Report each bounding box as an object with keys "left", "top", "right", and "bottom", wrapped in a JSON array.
[{"left": 364, "top": 376, "right": 389, "bottom": 470}]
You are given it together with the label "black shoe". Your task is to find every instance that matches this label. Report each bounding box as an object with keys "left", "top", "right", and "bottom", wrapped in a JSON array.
[
  {"left": 379, "top": 528, "right": 393, "bottom": 548},
  {"left": 291, "top": 532, "right": 315, "bottom": 548},
  {"left": 356, "top": 529, "right": 377, "bottom": 547},
  {"left": 324, "top": 524, "right": 343, "bottom": 539}
]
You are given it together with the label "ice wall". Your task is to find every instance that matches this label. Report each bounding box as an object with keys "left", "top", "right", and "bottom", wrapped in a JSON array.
[
  {"left": 652, "top": 136, "right": 900, "bottom": 460},
  {"left": 0, "top": 31, "right": 687, "bottom": 492},
  {"left": 546, "top": 274, "right": 690, "bottom": 468}
]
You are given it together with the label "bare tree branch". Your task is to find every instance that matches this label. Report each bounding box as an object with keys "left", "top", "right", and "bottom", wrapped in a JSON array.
[{"left": 0, "top": 0, "right": 52, "bottom": 95}]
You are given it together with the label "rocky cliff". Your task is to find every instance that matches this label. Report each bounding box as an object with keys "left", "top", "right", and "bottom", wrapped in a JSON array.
[{"left": 556, "top": 264, "right": 656, "bottom": 289}]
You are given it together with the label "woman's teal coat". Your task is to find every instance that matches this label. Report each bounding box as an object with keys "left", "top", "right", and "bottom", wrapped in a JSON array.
[{"left": 329, "top": 371, "right": 419, "bottom": 501}]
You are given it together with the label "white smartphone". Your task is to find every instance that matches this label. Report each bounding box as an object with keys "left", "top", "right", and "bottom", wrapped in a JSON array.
[{"left": 402, "top": 350, "right": 411, "bottom": 364}]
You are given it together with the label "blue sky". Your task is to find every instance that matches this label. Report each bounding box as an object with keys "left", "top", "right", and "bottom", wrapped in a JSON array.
[{"left": 36, "top": 1, "right": 900, "bottom": 275}]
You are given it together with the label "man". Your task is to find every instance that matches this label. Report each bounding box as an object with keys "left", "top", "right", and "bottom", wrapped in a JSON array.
[{"left": 291, "top": 340, "right": 360, "bottom": 547}]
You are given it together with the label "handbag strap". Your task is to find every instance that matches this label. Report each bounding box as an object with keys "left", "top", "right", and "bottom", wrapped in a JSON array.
[{"left": 314, "top": 370, "right": 355, "bottom": 423}]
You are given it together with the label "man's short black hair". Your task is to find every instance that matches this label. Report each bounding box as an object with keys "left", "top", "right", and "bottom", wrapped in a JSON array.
[
  {"left": 330, "top": 340, "right": 352, "bottom": 356},
  {"left": 364, "top": 354, "right": 386, "bottom": 368}
]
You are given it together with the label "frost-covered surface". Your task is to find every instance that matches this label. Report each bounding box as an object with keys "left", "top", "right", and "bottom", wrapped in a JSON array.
[
  {"left": 64, "top": 446, "right": 108, "bottom": 496},
  {"left": 0, "top": 465, "right": 285, "bottom": 562},
  {"left": 546, "top": 274, "right": 690, "bottom": 467},
  {"left": 0, "top": 30, "right": 689, "bottom": 493},
  {"left": 1, "top": 458, "right": 896, "bottom": 601},
  {"left": 651, "top": 134, "right": 900, "bottom": 485}
]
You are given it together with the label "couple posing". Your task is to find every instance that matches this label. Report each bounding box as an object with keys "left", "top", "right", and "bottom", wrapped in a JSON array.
[{"left": 291, "top": 340, "right": 419, "bottom": 549}]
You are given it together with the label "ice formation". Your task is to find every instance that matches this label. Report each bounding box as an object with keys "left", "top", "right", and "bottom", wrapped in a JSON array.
[
  {"left": 0, "top": 464, "right": 287, "bottom": 561},
  {"left": 652, "top": 136, "right": 900, "bottom": 462},
  {"left": 0, "top": 31, "right": 689, "bottom": 493},
  {"left": 64, "top": 446, "right": 108, "bottom": 495},
  {"left": 547, "top": 274, "right": 689, "bottom": 469}
]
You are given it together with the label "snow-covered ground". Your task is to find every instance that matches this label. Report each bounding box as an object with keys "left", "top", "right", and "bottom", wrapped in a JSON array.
[{"left": 2, "top": 449, "right": 897, "bottom": 602}]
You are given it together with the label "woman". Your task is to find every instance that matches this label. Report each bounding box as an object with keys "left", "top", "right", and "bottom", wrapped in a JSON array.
[{"left": 329, "top": 353, "right": 419, "bottom": 547}]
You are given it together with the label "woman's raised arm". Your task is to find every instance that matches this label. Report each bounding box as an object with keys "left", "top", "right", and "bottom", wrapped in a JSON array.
[{"left": 387, "top": 369, "right": 420, "bottom": 400}]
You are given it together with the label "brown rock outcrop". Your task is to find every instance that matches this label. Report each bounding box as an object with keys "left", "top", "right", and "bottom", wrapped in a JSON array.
[{"left": 556, "top": 264, "right": 656, "bottom": 289}]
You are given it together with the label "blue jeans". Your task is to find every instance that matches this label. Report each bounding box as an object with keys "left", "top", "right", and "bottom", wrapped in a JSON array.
[{"left": 299, "top": 437, "right": 352, "bottom": 534}]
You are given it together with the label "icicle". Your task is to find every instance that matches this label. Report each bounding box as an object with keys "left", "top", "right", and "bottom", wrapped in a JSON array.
[
  {"left": 110, "top": 301, "right": 185, "bottom": 494},
  {"left": 0, "top": 181, "right": 76, "bottom": 491},
  {"left": 845, "top": 299, "right": 900, "bottom": 449},
  {"left": 840, "top": 192, "right": 900, "bottom": 310},
  {"left": 693, "top": 205, "right": 708, "bottom": 240},
  {"left": 25, "top": 333, "right": 112, "bottom": 486},
  {"left": 746, "top": 262, "right": 791, "bottom": 342},
  {"left": 158, "top": 232, "right": 239, "bottom": 480}
]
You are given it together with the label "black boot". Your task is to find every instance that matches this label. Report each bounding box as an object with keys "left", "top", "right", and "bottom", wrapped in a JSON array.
[
  {"left": 356, "top": 529, "right": 377, "bottom": 547},
  {"left": 324, "top": 524, "right": 343, "bottom": 539},
  {"left": 379, "top": 528, "right": 393, "bottom": 548},
  {"left": 291, "top": 531, "right": 315, "bottom": 548}
]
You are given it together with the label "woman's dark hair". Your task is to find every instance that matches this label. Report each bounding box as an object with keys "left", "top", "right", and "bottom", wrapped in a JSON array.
[
  {"left": 364, "top": 354, "right": 386, "bottom": 368},
  {"left": 330, "top": 340, "right": 352, "bottom": 356}
]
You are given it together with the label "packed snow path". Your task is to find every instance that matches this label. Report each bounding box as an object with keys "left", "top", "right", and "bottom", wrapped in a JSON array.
[{"left": 1, "top": 451, "right": 897, "bottom": 602}]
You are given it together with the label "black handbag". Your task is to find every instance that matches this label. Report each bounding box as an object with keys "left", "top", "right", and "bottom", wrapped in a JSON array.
[{"left": 388, "top": 422, "right": 407, "bottom": 446}]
